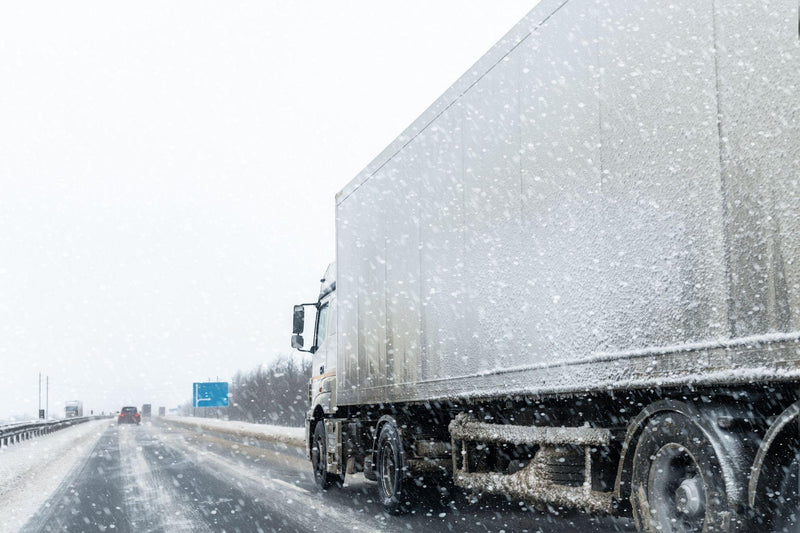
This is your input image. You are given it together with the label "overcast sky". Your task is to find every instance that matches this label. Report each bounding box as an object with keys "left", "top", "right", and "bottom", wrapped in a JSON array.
[{"left": 0, "top": 1, "right": 537, "bottom": 420}]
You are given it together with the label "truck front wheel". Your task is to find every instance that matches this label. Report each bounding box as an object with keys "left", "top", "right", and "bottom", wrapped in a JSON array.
[
  {"left": 376, "top": 422, "right": 412, "bottom": 513},
  {"left": 630, "top": 412, "right": 731, "bottom": 533},
  {"left": 312, "top": 422, "right": 343, "bottom": 490}
]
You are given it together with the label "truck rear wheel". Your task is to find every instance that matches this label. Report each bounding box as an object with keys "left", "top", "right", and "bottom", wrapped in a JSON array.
[
  {"left": 312, "top": 422, "right": 343, "bottom": 490},
  {"left": 631, "top": 412, "right": 730, "bottom": 533},
  {"left": 376, "top": 422, "right": 413, "bottom": 513},
  {"left": 768, "top": 449, "right": 800, "bottom": 532}
]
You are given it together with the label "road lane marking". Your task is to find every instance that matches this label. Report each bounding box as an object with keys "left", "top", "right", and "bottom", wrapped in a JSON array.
[{"left": 271, "top": 478, "right": 310, "bottom": 494}]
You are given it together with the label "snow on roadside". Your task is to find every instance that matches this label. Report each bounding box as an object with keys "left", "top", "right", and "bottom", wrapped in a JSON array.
[
  {"left": 0, "top": 419, "right": 110, "bottom": 531},
  {"left": 163, "top": 416, "right": 305, "bottom": 448}
]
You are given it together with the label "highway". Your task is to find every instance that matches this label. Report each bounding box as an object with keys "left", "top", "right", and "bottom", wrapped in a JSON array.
[{"left": 19, "top": 419, "right": 635, "bottom": 532}]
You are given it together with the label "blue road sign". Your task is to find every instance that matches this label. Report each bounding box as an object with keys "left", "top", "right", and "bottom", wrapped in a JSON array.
[{"left": 193, "top": 382, "right": 229, "bottom": 408}]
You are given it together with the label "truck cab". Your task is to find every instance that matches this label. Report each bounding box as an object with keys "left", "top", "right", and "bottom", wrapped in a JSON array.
[
  {"left": 293, "top": 263, "right": 352, "bottom": 489},
  {"left": 292, "top": 263, "right": 337, "bottom": 417},
  {"left": 64, "top": 400, "right": 83, "bottom": 418}
]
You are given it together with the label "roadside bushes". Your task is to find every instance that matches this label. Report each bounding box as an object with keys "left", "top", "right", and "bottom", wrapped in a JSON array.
[{"left": 228, "top": 355, "right": 311, "bottom": 427}]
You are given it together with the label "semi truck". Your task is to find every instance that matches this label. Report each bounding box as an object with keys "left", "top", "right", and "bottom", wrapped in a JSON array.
[
  {"left": 291, "top": 1, "right": 800, "bottom": 530},
  {"left": 64, "top": 400, "right": 83, "bottom": 418}
]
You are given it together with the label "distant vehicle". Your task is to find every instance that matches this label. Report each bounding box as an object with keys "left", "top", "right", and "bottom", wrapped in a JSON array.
[
  {"left": 141, "top": 404, "right": 151, "bottom": 418},
  {"left": 118, "top": 406, "right": 140, "bottom": 425},
  {"left": 64, "top": 400, "right": 83, "bottom": 418}
]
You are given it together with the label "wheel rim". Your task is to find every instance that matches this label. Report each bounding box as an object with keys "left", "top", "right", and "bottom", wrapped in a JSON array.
[
  {"left": 380, "top": 440, "right": 397, "bottom": 500},
  {"left": 313, "top": 432, "right": 325, "bottom": 482},
  {"left": 647, "top": 443, "right": 706, "bottom": 533}
]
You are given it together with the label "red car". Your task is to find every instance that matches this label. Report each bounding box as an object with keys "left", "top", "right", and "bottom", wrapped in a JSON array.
[{"left": 118, "top": 406, "right": 141, "bottom": 425}]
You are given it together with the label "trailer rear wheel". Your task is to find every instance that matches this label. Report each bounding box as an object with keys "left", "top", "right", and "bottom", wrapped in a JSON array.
[
  {"left": 631, "top": 412, "right": 730, "bottom": 533},
  {"left": 376, "top": 422, "right": 412, "bottom": 513},
  {"left": 312, "top": 422, "right": 343, "bottom": 490},
  {"left": 769, "top": 449, "right": 800, "bottom": 532}
]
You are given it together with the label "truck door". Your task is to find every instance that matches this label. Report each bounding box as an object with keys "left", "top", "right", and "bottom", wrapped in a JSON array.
[
  {"left": 311, "top": 296, "right": 337, "bottom": 411},
  {"left": 313, "top": 302, "right": 329, "bottom": 373}
]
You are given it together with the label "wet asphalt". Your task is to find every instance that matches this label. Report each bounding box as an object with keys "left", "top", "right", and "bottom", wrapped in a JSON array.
[{"left": 20, "top": 420, "right": 635, "bottom": 533}]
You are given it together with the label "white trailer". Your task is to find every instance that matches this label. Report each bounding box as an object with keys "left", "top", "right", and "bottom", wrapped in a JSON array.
[{"left": 292, "top": 1, "right": 800, "bottom": 530}]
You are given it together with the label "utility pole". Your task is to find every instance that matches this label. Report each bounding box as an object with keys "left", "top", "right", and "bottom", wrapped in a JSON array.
[
  {"left": 46, "top": 376, "right": 49, "bottom": 420},
  {"left": 38, "top": 373, "right": 42, "bottom": 419}
]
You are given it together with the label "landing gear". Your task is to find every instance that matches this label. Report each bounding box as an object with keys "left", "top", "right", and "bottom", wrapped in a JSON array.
[{"left": 631, "top": 412, "right": 731, "bottom": 532}]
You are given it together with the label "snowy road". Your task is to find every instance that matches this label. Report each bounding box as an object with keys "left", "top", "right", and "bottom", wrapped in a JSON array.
[{"left": 11, "top": 419, "right": 634, "bottom": 532}]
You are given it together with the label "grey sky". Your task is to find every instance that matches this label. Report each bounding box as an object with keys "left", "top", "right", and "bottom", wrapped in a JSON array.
[{"left": 0, "top": 1, "right": 536, "bottom": 419}]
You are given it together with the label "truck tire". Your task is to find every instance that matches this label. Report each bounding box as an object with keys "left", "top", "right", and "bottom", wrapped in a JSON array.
[
  {"left": 769, "top": 449, "right": 800, "bottom": 532},
  {"left": 376, "top": 422, "right": 412, "bottom": 513},
  {"left": 631, "top": 412, "right": 731, "bottom": 533},
  {"left": 312, "top": 422, "right": 343, "bottom": 490}
]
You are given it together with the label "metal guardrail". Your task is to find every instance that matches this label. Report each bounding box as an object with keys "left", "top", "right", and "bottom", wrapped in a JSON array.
[{"left": 0, "top": 416, "right": 99, "bottom": 448}]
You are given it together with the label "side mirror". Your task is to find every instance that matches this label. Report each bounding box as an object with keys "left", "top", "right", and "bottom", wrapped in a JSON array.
[
  {"left": 293, "top": 305, "right": 305, "bottom": 334},
  {"left": 291, "top": 334, "right": 304, "bottom": 350}
]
